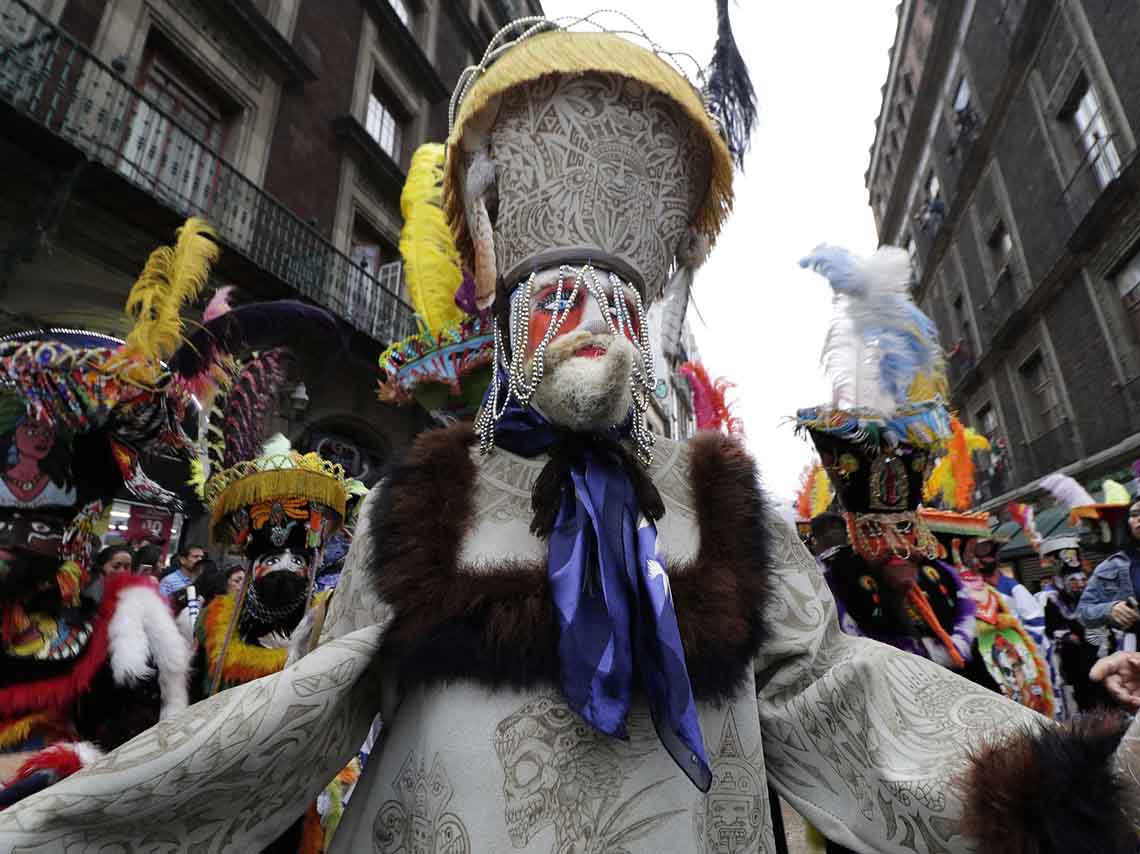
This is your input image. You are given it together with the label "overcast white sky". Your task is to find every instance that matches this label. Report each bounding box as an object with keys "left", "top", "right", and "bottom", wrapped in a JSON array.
[{"left": 542, "top": 1, "right": 900, "bottom": 513}]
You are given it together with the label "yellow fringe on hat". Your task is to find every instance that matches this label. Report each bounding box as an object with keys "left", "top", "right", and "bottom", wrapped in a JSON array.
[
  {"left": 444, "top": 30, "right": 734, "bottom": 277},
  {"left": 401, "top": 144, "right": 464, "bottom": 332},
  {"left": 209, "top": 466, "right": 347, "bottom": 539},
  {"left": 122, "top": 218, "right": 219, "bottom": 371}
]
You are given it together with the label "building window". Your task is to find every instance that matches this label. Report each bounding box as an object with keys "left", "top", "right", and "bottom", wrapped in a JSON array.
[
  {"left": 901, "top": 70, "right": 915, "bottom": 99},
  {"left": 903, "top": 232, "right": 919, "bottom": 286},
  {"left": 388, "top": 0, "right": 410, "bottom": 28},
  {"left": 952, "top": 76, "right": 971, "bottom": 113},
  {"left": 120, "top": 44, "right": 230, "bottom": 214},
  {"left": 1063, "top": 75, "right": 1121, "bottom": 189},
  {"left": 987, "top": 220, "right": 1013, "bottom": 287},
  {"left": 366, "top": 83, "right": 402, "bottom": 161},
  {"left": 1017, "top": 350, "right": 1063, "bottom": 436},
  {"left": 952, "top": 294, "right": 972, "bottom": 351},
  {"left": 1112, "top": 248, "right": 1140, "bottom": 350}
]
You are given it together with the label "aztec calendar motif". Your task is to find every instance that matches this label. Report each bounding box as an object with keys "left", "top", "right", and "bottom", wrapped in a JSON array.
[{"left": 490, "top": 73, "right": 709, "bottom": 300}]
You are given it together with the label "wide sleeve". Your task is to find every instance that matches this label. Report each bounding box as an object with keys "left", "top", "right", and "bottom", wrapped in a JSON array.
[
  {"left": 754, "top": 515, "right": 1043, "bottom": 853},
  {"left": 0, "top": 489, "right": 395, "bottom": 853},
  {"left": 0, "top": 625, "right": 383, "bottom": 852}
]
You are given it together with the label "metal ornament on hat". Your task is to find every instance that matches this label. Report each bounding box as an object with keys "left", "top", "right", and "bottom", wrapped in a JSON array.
[{"left": 474, "top": 263, "right": 657, "bottom": 464}]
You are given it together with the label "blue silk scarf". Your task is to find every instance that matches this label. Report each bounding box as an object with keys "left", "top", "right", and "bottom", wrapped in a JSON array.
[{"left": 493, "top": 403, "right": 711, "bottom": 791}]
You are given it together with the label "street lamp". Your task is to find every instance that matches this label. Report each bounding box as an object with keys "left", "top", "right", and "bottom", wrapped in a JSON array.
[{"left": 289, "top": 382, "right": 310, "bottom": 417}]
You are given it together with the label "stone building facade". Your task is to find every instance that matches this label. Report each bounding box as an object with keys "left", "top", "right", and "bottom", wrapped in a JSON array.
[
  {"left": 867, "top": 0, "right": 1140, "bottom": 509},
  {"left": 0, "top": 0, "right": 540, "bottom": 547}
]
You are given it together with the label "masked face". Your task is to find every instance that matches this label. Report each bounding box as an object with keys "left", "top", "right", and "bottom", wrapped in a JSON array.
[
  {"left": 0, "top": 510, "right": 67, "bottom": 597},
  {"left": 972, "top": 539, "right": 999, "bottom": 574},
  {"left": 848, "top": 512, "right": 936, "bottom": 568},
  {"left": 518, "top": 268, "right": 641, "bottom": 432},
  {"left": 251, "top": 548, "right": 308, "bottom": 580}
]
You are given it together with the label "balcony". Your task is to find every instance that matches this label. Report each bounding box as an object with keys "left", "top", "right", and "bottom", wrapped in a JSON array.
[
  {"left": 1024, "top": 420, "right": 1079, "bottom": 481},
  {"left": 977, "top": 265, "right": 1019, "bottom": 349},
  {"left": 975, "top": 463, "right": 1011, "bottom": 503},
  {"left": 947, "top": 338, "right": 975, "bottom": 391},
  {"left": 1061, "top": 133, "right": 1121, "bottom": 229},
  {"left": 0, "top": 0, "right": 417, "bottom": 346},
  {"left": 947, "top": 106, "right": 981, "bottom": 165}
]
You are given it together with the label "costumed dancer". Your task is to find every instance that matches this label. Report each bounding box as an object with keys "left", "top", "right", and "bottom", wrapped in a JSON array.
[
  {"left": 920, "top": 427, "right": 1054, "bottom": 716},
  {"left": 921, "top": 510, "right": 1055, "bottom": 718},
  {"left": 0, "top": 221, "right": 225, "bottom": 804},
  {"left": 796, "top": 246, "right": 977, "bottom": 674},
  {"left": 1039, "top": 534, "right": 1106, "bottom": 715},
  {"left": 4, "top": 10, "right": 1140, "bottom": 854}
]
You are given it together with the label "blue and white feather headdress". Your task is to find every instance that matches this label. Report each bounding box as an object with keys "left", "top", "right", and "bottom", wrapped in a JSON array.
[{"left": 796, "top": 244, "right": 951, "bottom": 450}]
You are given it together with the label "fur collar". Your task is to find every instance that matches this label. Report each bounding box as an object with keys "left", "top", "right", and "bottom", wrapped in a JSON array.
[
  {"left": 366, "top": 423, "right": 771, "bottom": 704},
  {"left": 0, "top": 574, "right": 180, "bottom": 718},
  {"left": 107, "top": 578, "right": 190, "bottom": 719}
]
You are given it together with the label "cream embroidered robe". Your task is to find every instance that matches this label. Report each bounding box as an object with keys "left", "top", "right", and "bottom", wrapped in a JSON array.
[{"left": 0, "top": 435, "right": 1038, "bottom": 853}]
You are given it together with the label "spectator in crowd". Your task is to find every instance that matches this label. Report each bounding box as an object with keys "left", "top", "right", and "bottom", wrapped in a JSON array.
[
  {"left": 132, "top": 543, "right": 162, "bottom": 578},
  {"left": 973, "top": 538, "right": 1048, "bottom": 653},
  {"left": 1078, "top": 496, "right": 1140, "bottom": 650},
  {"left": 94, "top": 546, "right": 133, "bottom": 576},
  {"left": 172, "top": 558, "right": 222, "bottom": 643},
  {"left": 223, "top": 564, "right": 246, "bottom": 597},
  {"left": 158, "top": 544, "right": 206, "bottom": 598}
]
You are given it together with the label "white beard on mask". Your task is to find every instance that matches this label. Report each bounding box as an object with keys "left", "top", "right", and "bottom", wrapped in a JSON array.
[{"left": 528, "top": 328, "right": 634, "bottom": 432}]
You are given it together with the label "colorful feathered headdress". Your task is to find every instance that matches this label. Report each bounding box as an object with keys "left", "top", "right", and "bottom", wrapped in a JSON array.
[
  {"left": 794, "top": 463, "right": 834, "bottom": 522},
  {"left": 400, "top": 144, "right": 464, "bottom": 333},
  {"left": 799, "top": 244, "right": 947, "bottom": 413},
  {"left": 679, "top": 361, "right": 743, "bottom": 435},
  {"left": 924, "top": 416, "right": 990, "bottom": 511}
]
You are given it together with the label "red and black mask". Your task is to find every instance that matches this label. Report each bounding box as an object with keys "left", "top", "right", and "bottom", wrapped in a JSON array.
[{"left": 0, "top": 509, "right": 68, "bottom": 599}]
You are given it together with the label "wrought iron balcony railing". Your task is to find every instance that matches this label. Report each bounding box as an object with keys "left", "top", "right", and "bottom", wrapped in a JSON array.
[
  {"left": 978, "top": 264, "right": 1019, "bottom": 348},
  {"left": 1061, "top": 131, "right": 1122, "bottom": 227},
  {"left": 0, "top": 0, "right": 417, "bottom": 345},
  {"left": 947, "top": 338, "right": 975, "bottom": 390},
  {"left": 1025, "top": 419, "right": 1078, "bottom": 481}
]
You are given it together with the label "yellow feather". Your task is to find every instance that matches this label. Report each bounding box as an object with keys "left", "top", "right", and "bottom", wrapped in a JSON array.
[
  {"left": 965, "top": 429, "right": 990, "bottom": 452},
  {"left": 400, "top": 144, "right": 464, "bottom": 333},
  {"left": 810, "top": 466, "right": 833, "bottom": 517},
  {"left": 187, "top": 456, "right": 207, "bottom": 499},
  {"left": 123, "top": 218, "right": 220, "bottom": 366},
  {"left": 924, "top": 456, "right": 953, "bottom": 504}
]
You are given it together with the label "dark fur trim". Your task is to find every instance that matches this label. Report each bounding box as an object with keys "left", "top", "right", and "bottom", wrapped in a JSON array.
[
  {"left": 958, "top": 711, "right": 1136, "bottom": 854},
  {"left": 369, "top": 424, "right": 770, "bottom": 703}
]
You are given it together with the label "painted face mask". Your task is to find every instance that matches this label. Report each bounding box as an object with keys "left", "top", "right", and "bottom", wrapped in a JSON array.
[
  {"left": 0, "top": 509, "right": 68, "bottom": 598},
  {"left": 251, "top": 548, "right": 309, "bottom": 580},
  {"left": 847, "top": 511, "right": 939, "bottom": 567},
  {"left": 477, "top": 264, "right": 657, "bottom": 459}
]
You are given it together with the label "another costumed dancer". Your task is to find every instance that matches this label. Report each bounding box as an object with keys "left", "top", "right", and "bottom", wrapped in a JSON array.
[
  {"left": 0, "top": 221, "right": 223, "bottom": 804},
  {"left": 1039, "top": 533, "right": 1107, "bottom": 715},
  {"left": 920, "top": 421, "right": 1054, "bottom": 716},
  {"left": 920, "top": 510, "right": 1055, "bottom": 718},
  {"left": 796, "top": 245, "right": 977, "bottom": 674},
  {"left": 4, "top": 10, "right": 1140, "bottom": 854}
]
